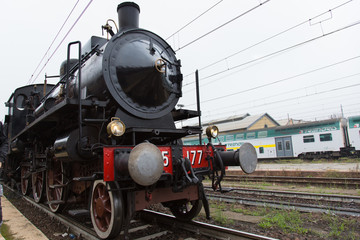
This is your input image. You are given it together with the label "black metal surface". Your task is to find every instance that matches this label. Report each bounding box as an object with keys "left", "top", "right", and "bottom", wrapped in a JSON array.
[
  {"left": 195, "top": 70, "right": 202, "bottom": 145},
  {"left": 171, "top": 109, "right": 199, "bottom": 121},
  {"left": 81, "top": 36, "right": 107, "bottom": 56},
  {"left": 103, "top": 29, "right": 182, "bottom": 119},
  {"left": 6, "top": 84, "right": 55, "bottom": 138},
  {"left": 117, "top": 2, "right": 140, "bottom": 31},
  {"left": 66, "top": 41, "right": 83, "bottom": 148},
  {"left": 218, "top": 143, "right": 257, "bottom": 174}
]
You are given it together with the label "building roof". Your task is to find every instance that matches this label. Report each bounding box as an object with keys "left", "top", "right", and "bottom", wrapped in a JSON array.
[
  {"left": 202, "top": 113, "right": 279, "bottom": 132},
  {"left": 202, "top": 113, "right": 250, "bottom": 126}
]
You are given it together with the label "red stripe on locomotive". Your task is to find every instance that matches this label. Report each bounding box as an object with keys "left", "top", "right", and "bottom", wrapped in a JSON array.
[{"left": 103, "top": 145, "right": 226, "bottom": 182}]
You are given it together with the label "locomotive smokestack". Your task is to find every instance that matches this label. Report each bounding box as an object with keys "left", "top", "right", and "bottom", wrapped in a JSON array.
[{"left": 117, "top": 2, "right": 140, "bottom": 31}]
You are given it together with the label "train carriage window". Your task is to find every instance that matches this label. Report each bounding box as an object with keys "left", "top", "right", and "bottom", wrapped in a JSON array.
[
  {"left": 303, "top": 135, "right": 315, "bottom": 143},
  {"left": 226, "top": 135, "right": 234, "bottom": 142},
  {"left": 246, "top": 132, "right": 255, "bottom": 139},
  {"left": 277, "top": 142, "right": 283, "bottom": 151},
  {"left": 285, "top": 141, "right": 291, "bottom": 150},
  {"left": 320, "top": 133, "right": 332, "bottom": 142},
  {"left": 236, "top": 134, "right": 244, "bottom": 140},
  {"left": 258, "top": 131, "right": 268, "bottom": 138},
  {"left": 259, "top": 147, "right": 264, "bottom": 154},
  {"left": 218, "top": 136, "right": 225, "bottom": 142}
]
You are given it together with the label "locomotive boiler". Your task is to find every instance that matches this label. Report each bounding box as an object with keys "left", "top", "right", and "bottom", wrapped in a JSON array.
[{"left": 3, "top": 2, "right": 257, "bottom": 239}]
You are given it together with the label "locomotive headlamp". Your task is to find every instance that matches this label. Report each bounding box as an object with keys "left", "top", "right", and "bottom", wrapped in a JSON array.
[
  {"left": 107, "top": 117, "right": 126, "bottom": 137},
  {"left": 206, "top": 125, "right": 219, "bottom": 139}
]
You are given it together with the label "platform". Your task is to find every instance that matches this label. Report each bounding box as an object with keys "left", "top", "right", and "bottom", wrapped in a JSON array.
[{"left": 1, "top": 196, "right": 48, "bottom": 240}]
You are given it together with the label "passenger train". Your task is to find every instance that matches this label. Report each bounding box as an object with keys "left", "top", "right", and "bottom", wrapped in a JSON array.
[{"left": 184, "top": 116, "right": 360, "bottom": 159}]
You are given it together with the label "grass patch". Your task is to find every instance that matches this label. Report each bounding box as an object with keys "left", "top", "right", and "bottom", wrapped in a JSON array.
[
  {"left": 232, "top": 206, "right": 268, "bottom": 216},
  {"left": 210, "top": 201, "right": 227, "bottom": 211},
  {"left": 323, "top": 213, "right": 359, "bottom": 239},
  {"left": 207, "top": 200, "right": 359, "bottom": 239},
  {"left": 212, "top": 208, "right": 234, "bottom": 225},
  {"left": 258, "top": 209, "right": 308, "bottom": 234},
  {"left": 1, "top": 222, "right": 23, "bottom": 240},
  {"left": 209, "top": 201, "right": 234, "bottom": 225}
]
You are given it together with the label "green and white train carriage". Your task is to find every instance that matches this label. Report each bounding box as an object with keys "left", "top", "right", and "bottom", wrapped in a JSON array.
[
  {"left": 348, "top": 115, "right": 360, "bottom": 151},
  {"left": 184, "top": 116, "right": 360, "bottom": 159}
]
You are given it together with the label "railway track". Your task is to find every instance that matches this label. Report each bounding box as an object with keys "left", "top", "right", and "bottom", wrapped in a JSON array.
[
  {"left": 205, "top": 187, "right": 360, "bottom": 217},
  {"left": 139, "top": 209, "right": 277, "bottom": 240},
  {"left": 3, "top": 183, "right": 274, "bottom": 240},
  {"left": 224, "top": 175, "right": 360, "bottom": 188}
]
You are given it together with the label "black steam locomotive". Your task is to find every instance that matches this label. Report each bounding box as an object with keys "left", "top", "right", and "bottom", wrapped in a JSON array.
[{"left": 3, "top": 2, "right": 257, "bottom": 239}]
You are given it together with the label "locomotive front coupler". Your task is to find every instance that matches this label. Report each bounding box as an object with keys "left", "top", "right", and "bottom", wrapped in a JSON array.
[
  {"left": 172, "top": 157, "right": 199, "bottom": 193},
  {"left": 179, "top": 157, "right": 199, "bottom": 184}
]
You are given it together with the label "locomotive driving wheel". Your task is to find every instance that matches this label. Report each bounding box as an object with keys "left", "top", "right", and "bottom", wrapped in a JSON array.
[
  {"left": 90, "top": 180, "right": 124, "bottom": 239},
  {"left": 169, "top": 199, "right": 203, "bottom": 221},
  {"left": 46, "top": 160, "right": 65, "bottom": 212},
  {"left": 20, "top": 166, "right": 30, "bottom": 195},
  {"left": 32, "top": 171, "right": 44, "bottom": 203}
]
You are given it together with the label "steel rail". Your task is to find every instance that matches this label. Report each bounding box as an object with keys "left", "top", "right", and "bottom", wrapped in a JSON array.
[
  {"left": 205, "top": 186, "right": 360, "bottom": 204},
  {"left": 224, "top": 175, "right": 360, "bottom": 188},
  {"left": 139, "top": 209, "right": 277, "bottom": 240},
  {"left": 206, "top": 193, "right": 360, "bottom": 217}
]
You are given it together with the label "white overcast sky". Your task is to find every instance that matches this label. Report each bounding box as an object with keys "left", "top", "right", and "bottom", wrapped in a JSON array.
[{"left": 0, "top": 0, "right": 359, "bottom": 124}]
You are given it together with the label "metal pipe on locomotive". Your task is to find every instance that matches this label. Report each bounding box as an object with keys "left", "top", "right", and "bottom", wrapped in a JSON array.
[{"left": 3, "top": 2, "right": 257, "bottom": 239}]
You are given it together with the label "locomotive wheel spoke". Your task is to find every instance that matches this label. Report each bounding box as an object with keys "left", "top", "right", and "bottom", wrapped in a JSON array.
[
  {"left": 21, "top": 166, "right": 30, "bottom": 196},
  {"left": 46, "top": 160, "right": 65, "bottom": 212},
  {"left": 91, "top": 180, "right": 123, "bottom": 239},
  {"left": 169, "top": 199, "right": 203, "bottom": 221},
  {"left": 32, "top": 171, "right": 44, "bottom": 203}
]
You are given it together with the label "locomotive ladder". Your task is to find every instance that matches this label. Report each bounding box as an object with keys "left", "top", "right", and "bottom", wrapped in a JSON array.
[{"left": 66, "top": 41, "right": 83, "bottom": 140}]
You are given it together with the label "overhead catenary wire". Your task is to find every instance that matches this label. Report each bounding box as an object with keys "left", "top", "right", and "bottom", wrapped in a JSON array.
[
  {"left": 182, "top": 0, "right": 354, "bottom": 84},
  {"left": 195, "top": 89, "right": 360, "bottom": 124},
  {"left": 197, "top": 100, "right": 360, "bottom": 124},
  {"left": 270, "top": 101, "right": 360, "bottom": 121},
  {"left": 259, "top": 100, "right": 360, "bottom": 121},
  {"left": 179, "top": 1, "right": 359, "bottom": 122},
  {"left": 174, "top": 0, "right": 271, "bottom": 52},
  {"left": 28, "top": 0, "right": 94, "bottom": 85},
  {"left": 198, "top": 19, "right": 360, "bottom": 85},
  {"left": 217, "top": 83, "right": 360, "bottom": 116},
  {"left": 27, "top": 0, "right": 81, "bottom": 85},
  {"left": 199, "top": 72, "right": 360, "bottom": 114},
  {"left": 182, "top": 70, "right": 360, "bottom": 124},
  {"left": 185, "top": 54, "right": 360, "bottom": 106},
  {"left": 166, "top": 0, "right": 224, "bottom": 40}
]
